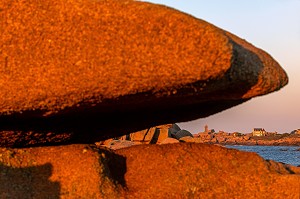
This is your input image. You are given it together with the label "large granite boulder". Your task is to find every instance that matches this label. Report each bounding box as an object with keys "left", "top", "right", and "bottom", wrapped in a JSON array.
[
  {"left": 0, "top": 0, "right": 288, "bottom": 147},
  {"left": 1, "top": 143, "right": 299, "bottom": 198},
  {"left": 116, "top": 143, "right": 300, "bottom": 198}
]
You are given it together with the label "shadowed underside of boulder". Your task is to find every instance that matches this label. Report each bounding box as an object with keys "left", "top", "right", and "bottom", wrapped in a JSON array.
[{"left": 0, "top": 0, "right": 288, "bottom": 147}]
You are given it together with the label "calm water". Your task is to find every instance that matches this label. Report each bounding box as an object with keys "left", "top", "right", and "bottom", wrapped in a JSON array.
[{"left": 226, "top": 145, "right": 300, "bottom": 166}]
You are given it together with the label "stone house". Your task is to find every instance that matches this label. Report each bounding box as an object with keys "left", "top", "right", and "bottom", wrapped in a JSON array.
[{"left": 252, "top": 128, "right": 267, "bottom": 136}]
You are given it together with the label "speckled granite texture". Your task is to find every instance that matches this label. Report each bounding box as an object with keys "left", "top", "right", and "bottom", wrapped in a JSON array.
[
  {"left": 0, "top": 0, "right": 288, "bottom": 146},
  {"left": 0, "top": 143, "right": 299, "bottom": 198}
]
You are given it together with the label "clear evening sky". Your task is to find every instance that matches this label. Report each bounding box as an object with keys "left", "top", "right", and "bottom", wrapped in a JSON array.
[{"left": 145, "top": 0, "right": 300, "bottom": 134}]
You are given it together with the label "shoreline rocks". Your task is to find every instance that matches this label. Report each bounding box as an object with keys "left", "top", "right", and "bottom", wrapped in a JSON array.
[
  {"left": 0, "top": 0, "right": 288, "bottom": 147},
  {"left": 97, "top": 124, "right": 300, "bottom": 148},
  {"left": 98, "top": 123, "right": 193, "bottom": 149},
  {"left": 194, "top": 132, "right": 300, "bottom": 146}
]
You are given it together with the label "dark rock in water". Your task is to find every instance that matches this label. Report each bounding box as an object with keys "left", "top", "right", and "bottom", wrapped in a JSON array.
[{"left": 0, "top": 0, "right": 288, "bottom": 147}]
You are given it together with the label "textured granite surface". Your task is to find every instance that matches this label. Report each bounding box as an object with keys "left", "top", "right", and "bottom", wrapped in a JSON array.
[{"left": 0, "top": 0, "right": 288, "bottom": 146}]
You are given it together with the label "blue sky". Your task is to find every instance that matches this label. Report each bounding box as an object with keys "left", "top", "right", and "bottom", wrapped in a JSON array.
[{"left": 145, "top": 0, "right": 300, "bottom": 134}]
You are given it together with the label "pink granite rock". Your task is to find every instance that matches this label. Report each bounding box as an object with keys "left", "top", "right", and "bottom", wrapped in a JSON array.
[{"left": 0, "top": 0, "right": 288, "bottom": 147}]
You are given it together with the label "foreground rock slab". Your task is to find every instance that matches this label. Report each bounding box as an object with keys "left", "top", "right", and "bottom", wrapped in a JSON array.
[
  {"left": 0, "top": 143, "right": 299, "bottom": 198},
  {"left": 0, "top": 0, "right": 288, "bottom": 147},
  {"left": 0, "top": 144, "right": 123, "bottom": 198}
]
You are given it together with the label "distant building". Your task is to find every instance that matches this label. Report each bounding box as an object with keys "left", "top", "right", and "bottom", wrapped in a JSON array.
[
  {"left": 204, "top": 125, "right": 209, "bottom": 133},
  {"left": 252, "top": 128, "right": 267, "bottom": 136},
  {"left": 196, "top": 125, "right": 215, "bottom": 137},
  {"left": 203, "top": 125, "right": 215, "bottom": 134}
]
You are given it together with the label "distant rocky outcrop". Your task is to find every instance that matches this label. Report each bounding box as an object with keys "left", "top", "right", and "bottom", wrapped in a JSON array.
[
  {"left": 100, "top": 125, "right": 300, "bottom": 148},
  {"left": 194, "top": 131, "right": 300, "bottom": 146},
  {"left": 1, "top": 143, "right": 299, "bottom": 198},
  {"left": 0, "top": 0, "right": 288, "bottom": 147},
  {"left": 98, "top": 123, "right": 192, "bottom": 149}
]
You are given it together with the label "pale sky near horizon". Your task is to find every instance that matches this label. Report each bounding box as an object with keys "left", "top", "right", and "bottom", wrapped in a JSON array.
[{"left": 145, "top": 0, "right": 300, "bottom": 134}]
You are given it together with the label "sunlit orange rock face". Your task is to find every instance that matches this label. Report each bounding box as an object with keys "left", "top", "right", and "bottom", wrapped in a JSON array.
[
  {"left": 0, "top": 143, "right": 299, "bottom": 198},
  {"left": 0, "top": 0, "right": 288, "bottom": 147},
  {"left": 0, "top": 1, "right": 295, "bottom": 198}
]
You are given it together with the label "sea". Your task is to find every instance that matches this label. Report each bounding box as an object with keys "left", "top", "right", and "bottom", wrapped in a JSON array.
[{"left": 225, "top": 145, "right": 300, "bottom": 166}]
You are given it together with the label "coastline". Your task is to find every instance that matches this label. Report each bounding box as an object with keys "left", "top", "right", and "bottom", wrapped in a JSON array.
[{"left": 192, "top": 133, "right": 300, "bottom": 146}]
